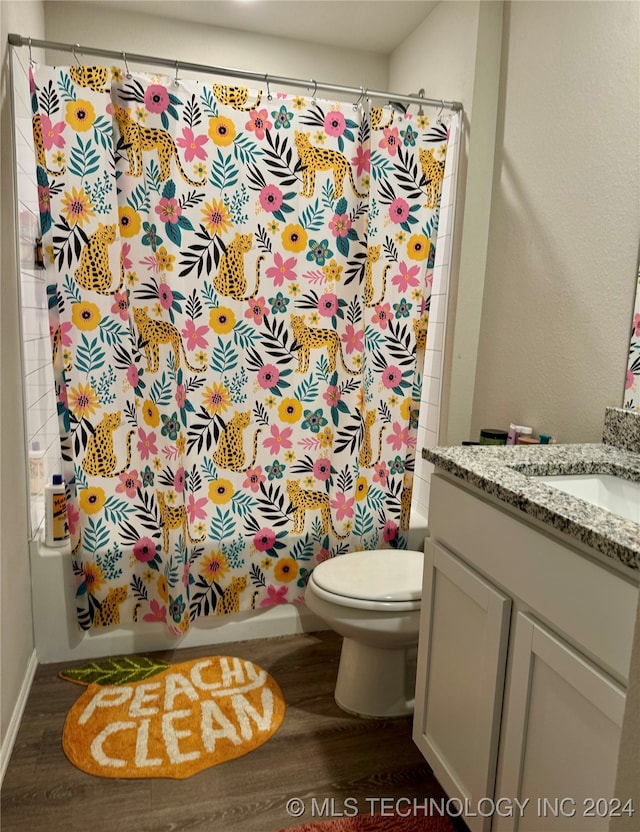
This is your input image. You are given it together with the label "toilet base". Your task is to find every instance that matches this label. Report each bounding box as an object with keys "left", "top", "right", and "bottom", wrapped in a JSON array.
[{"left": 334, "top": 637, "right": 416, "bottom": 719}]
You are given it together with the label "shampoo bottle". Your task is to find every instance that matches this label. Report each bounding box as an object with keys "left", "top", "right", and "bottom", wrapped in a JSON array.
[{"left": 45, "top": 474, "right": 69, "bottom": 547}]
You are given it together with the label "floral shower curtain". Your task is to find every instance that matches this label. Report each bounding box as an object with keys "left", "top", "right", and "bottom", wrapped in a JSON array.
[{"left": 31, "top": 63, "right": 449, "bottom": 634}]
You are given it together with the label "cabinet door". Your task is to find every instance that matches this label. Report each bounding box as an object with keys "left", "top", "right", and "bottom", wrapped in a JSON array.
[
  {"left": 494, "top": 614, "right": 626, "bottom": 832},
  {"left": 413, "top": 540, "right": 511, "bottom": 832}
]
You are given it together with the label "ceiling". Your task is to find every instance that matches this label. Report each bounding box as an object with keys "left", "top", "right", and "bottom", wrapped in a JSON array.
[{"left": 88, "top": 1, "right": 439, "bottom": 54}]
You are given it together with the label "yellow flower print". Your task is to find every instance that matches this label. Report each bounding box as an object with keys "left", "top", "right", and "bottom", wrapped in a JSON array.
[
  {"left": 193, "top": 522, "right": 206, "bottom": 538},
  {"left": 396, "top": 231, "right": 407, "bottom": 245},
  {"left": 309, "top": 312, "right": 320, "bottom": 326},
  {"left": 361, "top": 175, "right": 370, "bottom": 190},
  {"left": 71, "top": 300, "right": 101, "bottom": 331},
  {"left": 83, "top": 560, "right": 106, "bottom": 594},
  {"left": 322, "top": 260, "right": 343, "bottom": 282},
  {"left": 142, "top": 400, "right": 160, "bottom": 427},
  {"left": 265, "top": 395, "right": 276, "bottom": 408},
  {"left": 142, "top": 569, "right": 155, "bottom": 583},
  {"left": 389, "top": 395, "right": 398, "bottom": 407},
  {"left": 111, "top": 66, "right": 123, "bottom": 82},
  {"left": 412, "top": 288, "right": 422, "bottom": 303},
  {"left": 208, "top": 115, "right": 236, "bottom": 146},
  {"left": 209, "top": 306, "right": 236, "bottom": 334},
  {"left": 266, "top": 220, "right": 280, "bottom": 234},
  {"left": 281, "top": 224, "right": 307, "bottom": 253},
  {"left": 284, "top": 450, "right": 296, "bottom": 462},
  {"left": 165, "top": 491, "right": 176, "bottom": 505},
  {"left": 152, "top": 303, "right": 163, "bottom": 317},
  {"left": 201, "top": 199, "right": 233, "bottom": 236},
  {"left": 193, "top": 161, "right": 207, "bottom": 179},
  {"left": 202, "top": 382, "right": 231, "bottom": 416},
  {"left": 292, "top": 96, "right": 306, "bottom": 110},
  {"left": 261, "top": 557, "right": 272, "bottom": 569},
  {"left": 195, "top": 350, "right": 208, "bottom": 366},
  {"left": 278, "top": 398, "right": 302, "bottom": 423},
  {"left": 79, "top": 486, "right": 106, "bottom": 515},
  {"left": 208, "top": 478, "right": 233, "bottom": 504},
  {"left": 152, "top": 457, "right": 162, "bottom": 471},
  {"left": 156, "top": 245, "right": 175, "bottom": 271},
  {"left": 126, "top": 270, "right": 138, "bottom": 287},
  {"left": 274, "top": 558, "right": 298, "bottom": 583},
  {"left": 175, "top": 434, "right": 186, "bottom": 454},
  {"left": 157, "top": 574, "right": 169, "bottom": 602},
  {"left": 304, "top": 475, "right": 314, "bottom": 489},
  {"left": 417, "top": 115, "right": 430, "bottom": 129},
  {"left": 200, "top": 550, "right": 230, "bottom": 583},
  {"left": 65, "top": 99, "right": 96, "bottom": 132},
  {"left": 438, "top": 144, "right": 446, "bottom": 159},
  {"left": 61, "top": 186, "right": 95, "bottom": 228},
  {"left": 355, "top": 476, "right": 368, "bottom": 501},
  {"left": 407, "top": 234, "right": 429, "bottom": 261},
  {"left": 68, "top": 382, "right": 100, "bottom": 420},
  {"left": 318, "top": 426, "right": 334, "bottom": 449},
  {"left": 135, "top": 106, "right": 146, "bottom": 122},
  {"left": 314, "top": 131, "right": 325, "bottom": 144},
  {"left": 51, "top": 151, "right": 66, "bottom": 168},
  {"left": 289, "top": 283, "right": 300, "bottom": 297},
  {"left": 400, "top": 397, "right": 413, "bottom": 420},
  {"left": 119, "top": 205, "right": 141, "bottom": 238}
]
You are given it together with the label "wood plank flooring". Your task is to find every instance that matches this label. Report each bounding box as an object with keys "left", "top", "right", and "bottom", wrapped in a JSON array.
[{"left": 1, "top": 631, "right": 467, "bottom": 832}]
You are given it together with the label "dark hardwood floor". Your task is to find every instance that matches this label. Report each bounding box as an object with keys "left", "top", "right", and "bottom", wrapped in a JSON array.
[{"left": 1, "top": 631, "right": 464, "bottom": 832}]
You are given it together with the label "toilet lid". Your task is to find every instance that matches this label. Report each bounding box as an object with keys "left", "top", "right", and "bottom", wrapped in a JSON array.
[{"left": 312, "top": 550, "right": 423, "bottom": 602}]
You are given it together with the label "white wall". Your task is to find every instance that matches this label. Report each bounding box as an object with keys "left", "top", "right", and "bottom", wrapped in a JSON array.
[
  {"left": 0, "top": 0, "right": 43, "bottom": 768},
  {"left": 473, "top": 0, "right": 640, "bottom": 444}
]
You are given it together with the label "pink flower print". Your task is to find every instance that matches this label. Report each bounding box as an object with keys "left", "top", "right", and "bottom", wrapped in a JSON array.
[
  {"left": 182, "top": 562, "right": 190, "bottom": 586},
  {"left": 176, "top": 127, "right": 208, "bottom": 162},
  {"left": 187, "top": 494, "right": 208, "bottom": 524},
  {"left": 372, "top": 303, "right": 392, "bottom": 329},
  {"left": 626, "top": 369, "right": 635, "bottom": 390},
  {"left": 324, "top": 110, "right": 346, "bottom": 137},
  {"left": 116, "top": 469, "right": 142, "bottom": 499},
  {"left": 245, "top": 296, "right": 268, "bottom": 325},
  {"left": 259, "top": 584, "right": 288, "bottom": 607},
  {"left": 243, "top": 466, "right": 266, "bottom": 493},
  {"left": 318, "top": 293, "right": 338, "bottom": 318},
  {"left": 40, "top": 115, "right": 65, "bottom": 150},
  {"left": 144, "top": 84, "right": 170, "bottom": 114},
  {"left": 387, "top": 421, "right": 415, "bottom": 452},
  {"left": 181, "top": 319, "right": 209, "bottom": 351},
  {"left": 379, "top": 126, "right": 401, "bottom": 156},
  {"left": 266, "top": 252, "right": 297, "bottom": 286},
  {"left": 341, "top": 324, "right": 364, "bottom": 355},
  {"left": 383, "top": 520, "right": 399, "bottom": 543},
  {"left": 313, "top": 458, "right": 332, "bottom": 481},
  {"left": 257, "top": 364, "right": 280, "bottom": 389},
  {"left": 111, "top": 290, "right": 129, "bottom": 322},
  {"left": 137, "top": 427, "right": 158, "bottom": 460},
  {"left": 389, "top": 197, "right": 410, "bottom": 224},
  {"left": 175, "top": 384, "right": 187, "bottom": 409},
  {"left": 317, "top": 547, "right": 331, "bottom": 563},
  {"left": 329, "top": 213, "right": 351, "bottom": 238},
  {"left": 127, "top": 363, "right": 140, "bottom": 388},
  {"left": 351, "top": 145, "right": 371, "bottom": 177},
  {"left": 134, "top": 536, "right": 157, "bottom": 562},
  {"left": 37, "top": 184, "right": 50, "bottom": 215},
  {"left": 66, "top": 501, "right": 80, "bottom": 536},
  {"left": 158, "top": 282, "right": 174, "bottom": 310},
  {"left": 173, "top": 467, "right": 185, "bottom": 493},
  {"left": 323, "top": 385, "right": 341, "bottom": 408},
  {"left": 121, "top": 242, "right": 132, "bottom": 271},
  {"left": 373, "top": 461, "right": 389, "bottom": 487},
  {"left": 155, "top": 196, "right": 181, "bottom": 225},
  {"left": 392, "top": 261, "right": 421, "bottom": 292},
  {"left": 245, "top": 108, "right": 272, "bottom": 140},
  {"left": 53, "top": 320, "right": 73, "bottom": 348},
  {"left": 264, "top": 425, "right": 293, "bottom": 455},
  {"left": 634, "top": 313, "right": 640, "bottom": 337},
  {"left": 330, "top": 492, "right": 355, "bottom": 521},
  {"left": 143, "top": 598, "right": 167, "bottom": 623},
  {"left": 381, "top": 365, "right": 402, "bottom": 389},
  {"left": 254, "top": 528, "right": 276, "bottom": 552},
  {"left": 259, "top": 184, "right": 283, "bottom": 213}
]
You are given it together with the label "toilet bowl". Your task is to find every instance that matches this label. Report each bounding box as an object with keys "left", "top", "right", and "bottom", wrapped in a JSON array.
[{"left": 304, "top": 549, "right": 423, "bottom": 718}]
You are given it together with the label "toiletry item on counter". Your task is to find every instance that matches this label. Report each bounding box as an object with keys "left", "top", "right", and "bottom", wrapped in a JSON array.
[
  {"left": 45, "top": 474, "right": 69, "bottom": 547},
  {"left": 507, "top": 424, "right": 533, "bottom": 445},
  {"left": 479, "top": 428, "right": 509, "bottom": 446},
  {"left": 517, "top": 435, "right": 540, "bottom": 445},
  {"left": 462, "top": 441, "right": 481, "bottom": 446},
  {"left": 29, "top": 441, "right": 45, "bottom": 495},
  {"left": 539, "top": 433, "right": 553, "bottom": 444}
]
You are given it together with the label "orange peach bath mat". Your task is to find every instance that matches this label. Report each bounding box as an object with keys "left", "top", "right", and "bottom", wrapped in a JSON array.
[{"left": 60, "top": 655, "right": 285, "bottom": 779}]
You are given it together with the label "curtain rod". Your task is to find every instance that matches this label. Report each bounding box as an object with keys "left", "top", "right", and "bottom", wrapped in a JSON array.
[{"left": 8, "top": 32, "right": 463, "bottom": 113}]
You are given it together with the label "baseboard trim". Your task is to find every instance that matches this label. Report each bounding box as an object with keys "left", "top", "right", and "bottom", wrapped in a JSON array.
[{"left": 0, "top": 648, "right": 38, "bottom": 786}]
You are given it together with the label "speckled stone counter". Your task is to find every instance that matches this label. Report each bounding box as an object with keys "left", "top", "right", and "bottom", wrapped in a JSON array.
[{"left": 422, "top": 408, "right": 640, "bottom": 573}]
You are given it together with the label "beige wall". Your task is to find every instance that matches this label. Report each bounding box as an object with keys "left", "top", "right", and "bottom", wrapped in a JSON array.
[
  {"left": 0, "top": 0, "right": 43, "bottom": 754},
  {"left": 473, "top": 0, "right": 640, "bottom": 444}
]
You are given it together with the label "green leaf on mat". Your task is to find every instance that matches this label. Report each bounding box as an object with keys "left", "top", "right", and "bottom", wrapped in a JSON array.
[{"left": 59, "top": 656, "right": 171, "bottom": 687}]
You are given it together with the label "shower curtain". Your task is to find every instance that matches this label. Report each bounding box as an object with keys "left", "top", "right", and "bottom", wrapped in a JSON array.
[{"left": 31, "top": 63, "right": 449, "bottom": 634}]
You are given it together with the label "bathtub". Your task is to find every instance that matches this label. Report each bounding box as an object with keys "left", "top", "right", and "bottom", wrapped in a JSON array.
[{"left": 29, "top": 510, "right": 429, "bottom": 664}]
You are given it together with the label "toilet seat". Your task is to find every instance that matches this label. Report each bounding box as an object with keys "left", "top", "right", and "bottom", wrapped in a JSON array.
[{"left": 309, "top": 549, "right": 423, "bottom": 611}]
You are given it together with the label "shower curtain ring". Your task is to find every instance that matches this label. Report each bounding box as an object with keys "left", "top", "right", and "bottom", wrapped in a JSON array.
[
  {"left": 174, "top": 59, "right": 180, "bottom": 87},
  {"left": 72, "top": 43, "right": 81, "bottom": 65},
  {"left": 28, "top": 37, "right": 33, "bottom": 67},
  {"left": 265, "top": 73, "right": 272, "bottom": 101},
  {"left": 122, "top": 51, "right": 131, "bottom": 78},
  {"left": 437, "top": 99, "right": 445, "bottom": 123},
  {"left": 353, "top": 86, "right": 366, "bottom": 112},
  {"left": 310, "top": 79, "right": 318, "bottom": 102}
]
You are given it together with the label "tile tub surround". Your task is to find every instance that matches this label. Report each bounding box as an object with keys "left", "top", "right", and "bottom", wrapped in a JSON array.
[{"left": 422, "top": 440, "right": 640, "bottom": 572}]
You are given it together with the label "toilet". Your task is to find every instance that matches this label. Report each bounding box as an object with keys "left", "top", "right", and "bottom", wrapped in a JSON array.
[{"left": 304, "top": 549, "right": 424, "bottom": 718}]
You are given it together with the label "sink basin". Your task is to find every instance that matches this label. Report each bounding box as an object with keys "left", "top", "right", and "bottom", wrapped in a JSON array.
[{"left": 533, "top": 474, "right": 640, "bottom": 524}]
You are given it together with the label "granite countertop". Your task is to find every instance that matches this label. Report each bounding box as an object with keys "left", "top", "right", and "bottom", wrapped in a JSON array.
[{"left": 422, "top": 438, "right": 640, "bottom": 573}]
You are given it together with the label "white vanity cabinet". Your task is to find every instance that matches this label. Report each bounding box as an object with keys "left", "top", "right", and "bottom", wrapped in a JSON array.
[{"left": 413, "top": 472, "right": 639, "bottom": 832}]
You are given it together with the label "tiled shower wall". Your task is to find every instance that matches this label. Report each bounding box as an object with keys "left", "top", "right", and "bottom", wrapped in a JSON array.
[
  {"left": 11, "top": 49, "right": 459, "bottom": 536},
  {"left": 11, "top": 48, "right": 60, "bottom": 541},
  {"left": 412, "top": 113, "right": 461, "bottom": 521}
]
